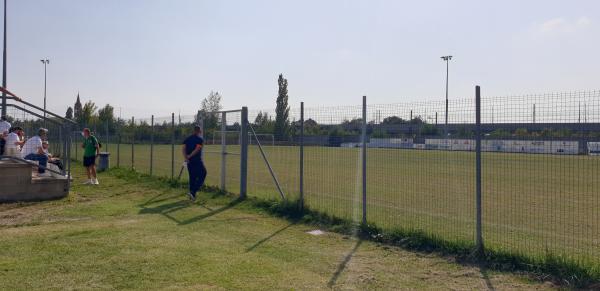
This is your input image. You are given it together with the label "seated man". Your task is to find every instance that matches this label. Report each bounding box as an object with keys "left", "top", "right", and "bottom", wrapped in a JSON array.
[
  {"left": 5, "top": 126, "right": 25, "bottom": 157},
  {"left": 22, "top": 128, "right": 50, "bottom": 176},
  {"left": 0, "top": 116, "right": 11, "bottom": 156},
  {"left": 42, "top": 140, "right": 64, "bottom": 171}
]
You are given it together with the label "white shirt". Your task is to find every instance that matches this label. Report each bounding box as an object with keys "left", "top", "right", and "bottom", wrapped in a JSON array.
[
  {"left": 22, "top": 135, "right": 43, "bottom": 157},
  {"left": 5, "top": 132, "right": 21, "bottom": 150},
  {"left": 0, "top": 120, "right": 10, "bottom": 135}
]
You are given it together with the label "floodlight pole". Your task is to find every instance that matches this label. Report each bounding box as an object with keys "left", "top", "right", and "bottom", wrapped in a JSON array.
[
  {"left": 441, "top": 55, "right": 453, "bottom": 137},
  {"left": 1, "top": 0, "right": 7, "bottom": 118},
  {"left": 41, "top": 59, "right": 49, "bottom": 127}
]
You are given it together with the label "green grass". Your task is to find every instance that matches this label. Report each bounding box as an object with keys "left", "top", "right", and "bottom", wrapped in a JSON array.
[
  {"left": 71, "top": 142, "right": 600, "bottom": 271},
  {"left": 0, "top": 165, "right": 558, "bottom": 290}
]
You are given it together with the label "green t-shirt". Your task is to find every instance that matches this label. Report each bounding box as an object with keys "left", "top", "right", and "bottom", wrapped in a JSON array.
[{"left": 83, "top": 135, "right": 99, "bottom": 157}]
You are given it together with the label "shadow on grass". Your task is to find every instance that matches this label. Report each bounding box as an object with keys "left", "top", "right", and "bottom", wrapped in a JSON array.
[
  {"left": 479, "top": 266, "right": 496, "bottom": 291},
  {"left": 138, "top": 196, "right": 242, "bottom": 226},
  {"left": 245, "top": 222, "right": 296, "bottom": 252},
  {"left": 328, "top": 239, "right": 363, "bottom": 288}
]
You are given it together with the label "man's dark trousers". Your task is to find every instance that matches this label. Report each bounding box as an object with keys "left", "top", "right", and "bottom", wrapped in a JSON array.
[{"left": 187, "top": 161, "right": 207, "bottom": 195}]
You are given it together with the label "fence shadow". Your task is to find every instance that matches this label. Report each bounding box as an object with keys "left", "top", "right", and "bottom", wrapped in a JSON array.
[
  {"left": 138, "top": 195, "right": 241, "bottom": 225},
  {"left": 328, "top": 239, "right": 363, "bottom": 288},
  {"left": 245, "top": 222, "right": 296, "bottom": 252},
  {"left": 478, "top": 266, "right": 496, "bottom": 291}
]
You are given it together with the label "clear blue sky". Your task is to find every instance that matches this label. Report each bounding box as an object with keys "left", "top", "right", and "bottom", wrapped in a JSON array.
[{"left": 4, "top": 0, "right": 599, "bottom": 119}]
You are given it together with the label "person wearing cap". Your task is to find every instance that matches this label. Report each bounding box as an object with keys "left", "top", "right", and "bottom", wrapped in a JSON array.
[
  {"left": 0, "top": 116, "right": 11, "bottom": 156},
  {"left": 5, "top": 126, "right": 24, "bottom": 157},
  {"left": 181, "top": 124, "right": 207, "bottom": 201},
  {"left": 81, "top": 128, "right": 100, "bottom": 185},
  {"left": 22, "top": 128, "right": 50, "bottom": 176}
]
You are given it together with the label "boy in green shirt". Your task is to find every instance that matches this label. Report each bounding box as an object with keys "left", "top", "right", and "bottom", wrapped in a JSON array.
[{"left": 81, "top": 128, "right": 100, "bottom": 185}]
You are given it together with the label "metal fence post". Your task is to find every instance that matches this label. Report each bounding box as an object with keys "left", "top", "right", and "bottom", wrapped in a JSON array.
[
  {"left": 117, "top": 133, "right": 120, "bottom": 167},
  {"left": 131, "top": 117, "right": 135, "bottom": 170},
  {"left": 75, "top": 129, "right": 79, "bottom": 160},
  {"left": 150, "top": 115, "right": 154, "bottom": 176},
  {"left": 220, "top": 111, "right": 227, "bottom": 190},
  {"left": 300, "top": 102, "right": 305, "bottom": 210},
  {"left": 361, "top": 96, "right": 367, "bottom": 225},
  {"left": 105, "top": 121, "right": 109, "bottom": 150},
  {"left": 171, "top": 113, "right": 175, "bottom": 180},
  {"left": 240, "top": 107, "right": 248, "bottom": 199},
  {"left": 475, "top": 85, "right": 484, "bottom": 254}
]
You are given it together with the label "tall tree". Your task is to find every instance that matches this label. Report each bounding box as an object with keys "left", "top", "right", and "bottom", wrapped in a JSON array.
[
  {"left": 98, "top": 104, "right": 115, "bottom": 132},
  {"left": 81, "top": 100, "right": 98, "bottom": 127},
  {"left": 274, "top": 74, "right": 290, "bottom": 140},
  {"left": 198, "top": 91, "right": 223, "bottom": 134},
  {"left": 74, "top": 93, "right": 82, "bottom": 122},
  {"left": 65, "top": 107, "right": 73, "bottom": 119}
]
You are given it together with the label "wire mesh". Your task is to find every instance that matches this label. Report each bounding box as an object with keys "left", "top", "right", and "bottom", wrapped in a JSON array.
[
  {"left": 480, "top": 91, "right": 600, "bottom": 265},
  {"left": 61, "top": 89, "right": 600, "bottom": 271}
]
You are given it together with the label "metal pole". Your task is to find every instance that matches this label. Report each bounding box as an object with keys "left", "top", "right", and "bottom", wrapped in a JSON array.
[
  {"left": 103, "top": 121, "right": 108, "bottom": 151},
  {"left": 220, "top": 111, "right": 227, "bottom": 190},
  {"left": 66, "top": 125, "right": 71, "bottom": 191},
  {"left": 75, "top": 130, "right": 78, "bottom": 160},
  {"left": 41, "top": 59, "right": 49, "bottom": 127},
  {"left": 249, "top": 123, "right": 286, "bottom": 200},
  {"left": 150, "top": 115, "right": 154, "bottom": 176},
  {"left": 361, "top": 96, "right": 367, "bottom": 225},
  {"left": 475, "top": 85, "right": 483, "bottom": 254},
  {"left": 299, "top": 102, "right": 304, "bottom": 210},
  {"left": 131, "top": 117, "right": 135, "bottom": 169},
  {"left": 117, "top": 132, "right": 120, "bottom": 167},
  {"left": 1, "top": 0, "right": 6, "bottom": 118},
  {"left": 445, "top": 59, "right": 449, "bottom": 137},
  {"left": 171, "top": 113, "right": 175, "bottom": 179},
  {"left": 240, "top": 107, "right": 248, "bottom": 199}
]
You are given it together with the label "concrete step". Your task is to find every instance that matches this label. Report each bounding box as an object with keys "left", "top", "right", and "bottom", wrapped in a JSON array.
[
  {"left": 1, "top": 177, "right": 68, "bottom": 202},
  {"left": 0, "top": 160, "right": 69, "bottom": 202},
  {"left": 0, "top": 161, "right": 33, "bottom": 185}
]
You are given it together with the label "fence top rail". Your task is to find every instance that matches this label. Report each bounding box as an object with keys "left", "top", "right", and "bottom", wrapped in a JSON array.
[
  {"left": 202, "top": 109, "right": 243, "bottom": 114},
  {"left": 8, "top": 104, "right": 70, "bottom": 127},
  {"left": 2, "top": 86, "right": 76, "bottom": 125}
]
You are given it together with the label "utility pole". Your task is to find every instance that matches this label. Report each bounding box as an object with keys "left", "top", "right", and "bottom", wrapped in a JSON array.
[
  {"left": 41, "top": 59, "right": 49, "bottom": 127},
  {"left": 441, "top": 55, "right": 453, "bottom": 137}
]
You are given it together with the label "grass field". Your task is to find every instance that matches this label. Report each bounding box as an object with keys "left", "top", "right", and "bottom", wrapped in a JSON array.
[
  {"left": 0, "top": 165, "right": 558, "bottom": 290},
  {"left": 71, "top": 142, "right": 600, "bottom": 269}
]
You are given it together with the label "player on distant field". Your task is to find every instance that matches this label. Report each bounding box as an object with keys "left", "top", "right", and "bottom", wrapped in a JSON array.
[{"left": 181, "top": 125, "right": 207, "bottom": 201}]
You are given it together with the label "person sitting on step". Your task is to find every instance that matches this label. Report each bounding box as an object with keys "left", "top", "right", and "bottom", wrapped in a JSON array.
[
  {"left": 22, "top": 128, "right": 51, "bottom": 177},
  {"left": 5, "top": 126, "right": 25, "bottom": 157},
  {"left": 42, "top": 140, "right": 64, "bottom": 171}
]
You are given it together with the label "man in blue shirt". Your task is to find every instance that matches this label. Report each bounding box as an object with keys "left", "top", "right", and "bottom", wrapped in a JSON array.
[{"left": 181, "top": 125, "right": 207, "bottom": 201}]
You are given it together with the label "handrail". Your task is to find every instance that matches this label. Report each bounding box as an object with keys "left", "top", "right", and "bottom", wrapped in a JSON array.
[
  {"left": 0, "top": 156, "right": 66, "bottom": 176},
  {"left": 7, "top": 104, "right": 67, "bottom": 126},
  {"left": 1, "top": 86, "right": 76, "bottom": 125}
]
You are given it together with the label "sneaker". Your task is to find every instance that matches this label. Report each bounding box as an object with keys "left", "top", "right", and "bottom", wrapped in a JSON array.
[
  {"left": 83, "top": 180, "right": 93, "bottom": 185},
  {"left": 187, "top": 192, "right": 196, "bottom": 202},
  {"left": 37, "top": 172, "right": 52, "bottom": 177},
  {"left": 93, "top": 179, "right": 99, "bottom": 185}
]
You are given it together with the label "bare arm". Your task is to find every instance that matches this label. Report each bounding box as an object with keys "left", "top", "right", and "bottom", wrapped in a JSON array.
[
  {"left": 187, "top": 144, "right": 202, "bottom": 160},
  {"left": 181, "top": 144, "right": 187, "bottom": 161}
]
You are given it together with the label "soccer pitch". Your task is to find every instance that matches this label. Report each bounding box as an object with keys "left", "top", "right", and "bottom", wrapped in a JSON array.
[{"left": 75, "top": 143, "right": 600, "bottom": 266}]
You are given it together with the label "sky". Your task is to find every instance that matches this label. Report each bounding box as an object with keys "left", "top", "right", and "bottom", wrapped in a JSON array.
[{"left": 4, "top": 0, "right": 600, "bottom": 119}]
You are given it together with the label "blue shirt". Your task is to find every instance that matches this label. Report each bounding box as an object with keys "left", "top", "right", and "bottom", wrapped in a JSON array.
[{"left": 183, "top": 135, "right": 204, "bottom": 163}]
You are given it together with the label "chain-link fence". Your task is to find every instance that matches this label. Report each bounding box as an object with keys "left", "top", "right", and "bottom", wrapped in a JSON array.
[{"left": 69, "top": 89, "right": 600, "bottom": 272}]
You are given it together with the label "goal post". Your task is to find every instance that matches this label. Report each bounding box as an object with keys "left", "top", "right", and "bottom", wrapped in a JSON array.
[{"left": 249, "top": 133, "right": 275, "bottom": 146}]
